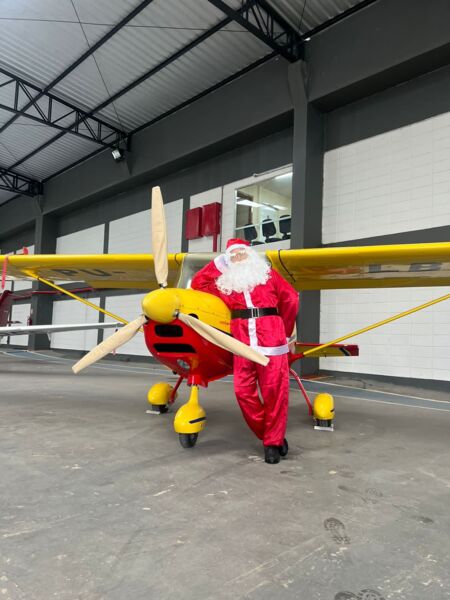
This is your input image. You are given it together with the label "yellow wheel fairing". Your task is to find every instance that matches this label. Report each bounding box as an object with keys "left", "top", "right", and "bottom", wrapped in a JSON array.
[
  {"left": 313, "top": 393, "right": 335, "bottom": 421},
  {"left": 147, "top": 382, "right": 175, "bottom": 406}
]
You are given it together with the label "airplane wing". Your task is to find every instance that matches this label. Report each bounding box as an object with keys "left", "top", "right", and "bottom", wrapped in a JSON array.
[
  {"left": 2, "top": 242, "right": 450, "bottom": 292},
  {"left": 0, "top": 322, "right": 123, "bottom": 337},
  {"left": 267, "top": 242, "right": 450, "bottom": 290},
  {"left": 0, "top": 254, "right": 185, "bottom": 289}
]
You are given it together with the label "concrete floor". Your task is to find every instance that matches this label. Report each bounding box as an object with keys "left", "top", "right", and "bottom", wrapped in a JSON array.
[{"left": 1, "top": 351, "right": 449, "bottom": 600}]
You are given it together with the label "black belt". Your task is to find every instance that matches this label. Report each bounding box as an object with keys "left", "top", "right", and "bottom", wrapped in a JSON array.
[{"left": 231, "top": 307, "right": 278, "bottom": 319}]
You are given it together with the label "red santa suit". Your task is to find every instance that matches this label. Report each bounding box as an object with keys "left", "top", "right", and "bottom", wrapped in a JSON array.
[{"left": 191, "top": 241, "right": 299, "bottom": 447}]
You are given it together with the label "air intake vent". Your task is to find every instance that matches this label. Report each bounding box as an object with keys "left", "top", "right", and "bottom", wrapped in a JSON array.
[
  {"left": 153, "top": 343, "right": 195, "bottom": 353},
  {"left": 154, "top": 324, "right": 183, "bottom": 337}
]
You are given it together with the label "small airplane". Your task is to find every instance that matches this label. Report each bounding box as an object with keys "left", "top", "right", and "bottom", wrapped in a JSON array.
[
  {"left": 0, "top": 289, "right": 122, "bottom": 342},
  {"left": 1, "top": 187, "right": 449, "bottom": 448}
]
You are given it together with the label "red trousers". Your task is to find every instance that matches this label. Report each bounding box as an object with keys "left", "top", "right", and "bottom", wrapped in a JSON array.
[{"left": 233, "top": 353, "right": 289, "bottom": 447}]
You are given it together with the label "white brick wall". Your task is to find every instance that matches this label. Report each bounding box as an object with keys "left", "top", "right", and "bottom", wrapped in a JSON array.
[
  {"left": 321, "top": 112, "right": 450, "bottom": 382},
  {"left": 319, "top": 287, "right": 450, "bottom": 381},
  {"left": 323, "top": 111, "right": 450, "bottom": 244}
]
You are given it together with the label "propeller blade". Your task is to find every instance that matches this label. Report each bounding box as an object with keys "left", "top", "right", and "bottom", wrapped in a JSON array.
[
  {"left": 151, "top": 186, "right": 169, "bottom": 287},
  {"left": 72, "top": 315, "right": 146, "bottom": 374},
  {"left": 177, "top": 313, "right": 269, "bottom": 366}
]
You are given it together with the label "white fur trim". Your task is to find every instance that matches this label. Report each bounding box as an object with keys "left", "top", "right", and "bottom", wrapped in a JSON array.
[
  {"left": 226, "top": 243, "right": 249, "bottom": 254},
  {"left": 253, "top": 343, "right": 289, "bottom": 356},
  {"left": 213, "top": 254, "right": 229, "bottom": 273}
]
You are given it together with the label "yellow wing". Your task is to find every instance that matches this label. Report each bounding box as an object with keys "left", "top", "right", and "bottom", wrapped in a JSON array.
[
  {"left": 2, "top": 242, "right": 450, "bottom": 292},
  {"left": 267, "top": 242, "right": 450, "bottom": 290},
  {"left": 1, "top": 254, "right": 185, "bottom": 289}
]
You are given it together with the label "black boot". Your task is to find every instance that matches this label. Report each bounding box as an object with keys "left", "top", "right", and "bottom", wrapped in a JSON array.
[
  {"left": 279, "top": 438, "right": 289, "bottom": 458},
  {"left": 264, "top": 445, "right": 280, "bottom": 464}
]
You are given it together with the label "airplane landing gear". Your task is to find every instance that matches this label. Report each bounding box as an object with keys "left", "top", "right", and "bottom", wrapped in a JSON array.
[
  {"left": 313, "top": 393, "right": 335, "bottom": 431},
  {"left": 178, "top": 433, "right": 198, "bottom": 448},
  {"left": 147, "top": 376, "right": 182, "bottom": 413},
  {"left": 174, "top": 379, "right": 206, "bottom": 449}
]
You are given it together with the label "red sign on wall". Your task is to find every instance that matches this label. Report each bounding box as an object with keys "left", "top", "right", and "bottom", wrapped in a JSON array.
[
  {"left": 202, "top": 202, "right": 221, "bottom": 236},
  {"left": 185, "top": 207, "right": 202, "bottom": 240}
]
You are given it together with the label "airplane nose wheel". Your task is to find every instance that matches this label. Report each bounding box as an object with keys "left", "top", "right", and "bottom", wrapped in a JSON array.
[
  {"left": 178, "top": 433, "right": 198, "bottom": 448},
  {"left": 174, "top": 383, "right": 205, "bottom": 449}
]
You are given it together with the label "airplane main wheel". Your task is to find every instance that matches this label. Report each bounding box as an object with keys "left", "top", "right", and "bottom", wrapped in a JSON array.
[
  {"left": 151, "top": 404, "right": 169, "bottom": 414},
  {"left": 178, "top": 433, "right": 198, "bottom": 448}
]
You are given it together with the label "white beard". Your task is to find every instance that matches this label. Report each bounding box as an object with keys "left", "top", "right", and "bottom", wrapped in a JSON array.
[{"left": 216, "top": 249, "right": 271, "bottom": 295}]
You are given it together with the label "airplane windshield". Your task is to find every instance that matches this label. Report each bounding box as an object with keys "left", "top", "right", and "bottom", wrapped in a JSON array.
[{"left": 177, "top": 253, "right": 216, "bottom": 289}]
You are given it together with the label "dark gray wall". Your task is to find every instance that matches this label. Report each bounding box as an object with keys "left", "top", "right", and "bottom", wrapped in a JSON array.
[
  {"left": 306, "top": 0, "right": 450, "bottom": 109},
  {"left": 0, "top": 57, "right": 293, "bottom": 240},
  {"left": 57, "top": 127, "right": 294, "bottom": 237},
  {"left": 0, "top": 229, "right": 35, "bottom": 253},
  {"left": 325, "top": 63, "right": 450, "bottom": 150}
]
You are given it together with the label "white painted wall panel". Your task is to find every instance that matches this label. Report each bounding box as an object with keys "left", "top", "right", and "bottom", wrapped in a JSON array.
[
  {"left": 104, "top": 294, "right": 148, "bottom": 356},
  {"left": 51, "top": 298, "right": 100, "bottom": 351},
  {"left": 9, "top": 303, "right": 31, "bottom": 346},
  {"left": 323, "top": 110, "right": 450, "bottom": 244},
  {"left": 109, "top": 209, "right": 150, "bottom": 254},
  {"left": 56, "top": 227, "right": 104, "bottom": 254},
  {"left": 109, "top": 200, "right": 182, "bottom": 254},
  {"left": 319, "top": 287, "right": 450, "bottom": 381}
]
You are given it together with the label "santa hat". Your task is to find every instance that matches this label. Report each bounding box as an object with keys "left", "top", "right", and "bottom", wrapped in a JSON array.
[{"left": 225, "top": 238, "right": 250, "bottom": 253}]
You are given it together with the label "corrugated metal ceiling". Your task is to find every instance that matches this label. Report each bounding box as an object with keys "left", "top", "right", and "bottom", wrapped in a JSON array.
[
  {"left": 0, "top": 0, "right": 369, "bottom": 207},
  {"left": 267, "top": 0, "right": 364, "bottom": 34}
]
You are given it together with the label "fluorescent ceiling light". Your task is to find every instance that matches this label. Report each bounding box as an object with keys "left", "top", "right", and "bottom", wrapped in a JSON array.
[
  {"left": 274, "top": 172, "right": 292, "bottom": 180},
  {"left": 237, "top": 199, "right": 263, "bottom": 208}
]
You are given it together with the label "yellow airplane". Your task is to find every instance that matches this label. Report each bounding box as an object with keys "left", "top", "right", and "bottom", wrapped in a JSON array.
[{"left": 1, "top": 187, "right": 449, "bottom": 447}]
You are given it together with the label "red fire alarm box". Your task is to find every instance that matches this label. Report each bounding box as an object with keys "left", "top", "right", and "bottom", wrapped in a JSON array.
[
  {"left": 185, "top": 207, "right": 202, "bottom": 240},
  {"left": 202, "top": 202, "right": 221, "bottom": 236}
]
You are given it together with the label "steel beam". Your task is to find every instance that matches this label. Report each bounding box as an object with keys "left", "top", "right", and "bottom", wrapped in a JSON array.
[
  {"left": 0, "top": 0, "right": 155, "bottom": 137},
  {"left": 6, "top": 2, "right": 254, "bottom": 172},
  {"left": 0, "top": 68, "right": 126, "bottom": 148},
  {"left": 0, "top": 167, "right": 42, "bottom": 197},
  {"left": 206, "top": 0, "right": 303, "bottom": 62}
]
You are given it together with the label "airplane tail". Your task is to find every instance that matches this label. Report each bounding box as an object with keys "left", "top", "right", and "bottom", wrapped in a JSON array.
[{"left": 0, "top": 290, "right": 14, "bottom": 327}]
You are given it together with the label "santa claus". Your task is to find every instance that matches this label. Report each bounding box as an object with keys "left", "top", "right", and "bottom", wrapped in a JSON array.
[{"left": 191, "top": 238, "right": 299, "bottom": 464}]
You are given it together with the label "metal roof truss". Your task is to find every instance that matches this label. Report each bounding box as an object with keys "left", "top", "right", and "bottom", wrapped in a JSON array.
[
  {"left": 207, "top": 0, "right": 303, "bottom": 61},
  {"left": 0, "top": 68, "right": 126, "bottom": 149},
  {"left": 0, "top": 167, "right": 42, "bottom": 197}
]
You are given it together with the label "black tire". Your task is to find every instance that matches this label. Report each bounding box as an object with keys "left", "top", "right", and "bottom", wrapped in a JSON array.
[
  {"left": 179, "top": 433, "right": 198, "bottom": 448},
  {"left": 151, "top": 404, "right": 169, "bottom": 414}
]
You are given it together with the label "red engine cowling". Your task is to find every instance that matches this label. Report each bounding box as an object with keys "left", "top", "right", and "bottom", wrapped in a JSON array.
[{"left": 143, "top": 319, "right": 233, "bottom": 387}]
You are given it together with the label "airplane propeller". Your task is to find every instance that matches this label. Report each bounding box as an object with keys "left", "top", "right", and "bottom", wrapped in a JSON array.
[
  {"left": 72, "top": 315, "right": 146, "bottom": 373},
  {"left": 177, "top": 312, "right": 268, "bottom": 366},
  {"left": 73, "top": 186, "right": 269, "bottom": 373},
  {"left": 151, "top": 186, "right": 168, "bottom": 288}
]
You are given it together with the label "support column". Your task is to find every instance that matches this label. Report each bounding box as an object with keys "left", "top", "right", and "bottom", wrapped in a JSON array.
[
  {"left": 288, "top": 61, "right": 324, "bottom": 376},
  {"left": 29, "top": 198, "right": 57, "bottom": 350}
]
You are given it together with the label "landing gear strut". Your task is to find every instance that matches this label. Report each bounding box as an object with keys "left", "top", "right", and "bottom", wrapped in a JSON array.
[{"left": 174, "top": 377, "right": 206, "bottom": 449}]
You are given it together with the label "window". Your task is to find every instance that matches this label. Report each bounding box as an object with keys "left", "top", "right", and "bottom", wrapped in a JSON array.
[{"left": 234, "top": 172, "right": 292, "bottom": 245}]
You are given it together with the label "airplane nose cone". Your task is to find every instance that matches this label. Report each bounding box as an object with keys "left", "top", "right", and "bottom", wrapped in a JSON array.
[{"left": 142, "top": 288, "right": 180, "bottom": 323}]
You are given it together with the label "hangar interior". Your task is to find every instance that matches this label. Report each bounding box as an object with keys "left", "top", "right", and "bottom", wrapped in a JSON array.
[{"left": 1, "top": 1, "right": 449, "bottom": 599}]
